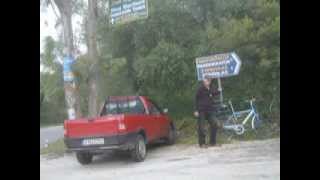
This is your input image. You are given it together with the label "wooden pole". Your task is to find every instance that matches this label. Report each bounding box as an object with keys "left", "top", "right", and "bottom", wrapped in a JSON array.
[{"left": 217, "top": 78, "right": 223, "bottom": 104}]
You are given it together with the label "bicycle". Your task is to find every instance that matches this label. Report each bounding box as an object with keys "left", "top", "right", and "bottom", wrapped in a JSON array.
[{"left": 221, "top": 98, "right": 262, "bottom": 135}]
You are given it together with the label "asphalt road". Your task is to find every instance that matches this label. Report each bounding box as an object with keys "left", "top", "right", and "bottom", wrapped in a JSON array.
[
  {"left": 40, "top": 125, "right": 64, "bottom": 149},
  {"left": 40, "top": 138, "right": 280, "bottom": 180}
]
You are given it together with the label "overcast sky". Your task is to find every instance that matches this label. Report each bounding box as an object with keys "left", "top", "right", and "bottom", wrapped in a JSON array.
[{"left": 40, "top": 6, "right": 59, "bottom": 54}]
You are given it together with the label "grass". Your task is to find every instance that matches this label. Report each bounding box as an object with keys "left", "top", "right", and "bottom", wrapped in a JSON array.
[
  {"left": 175, "top": 116, "right": 280, "bottom": 145},
  {"left": 40, "top": 139, "right": 66, "bottom": 156},
  {"left": 176, "top": 131, "right": 239, "bottom": 145},
  {"left": 175, "top": 117, "right": 236, "bottom": 145},
  {"left": 40, "top": 122, "right": 63, "bottom": 128}
]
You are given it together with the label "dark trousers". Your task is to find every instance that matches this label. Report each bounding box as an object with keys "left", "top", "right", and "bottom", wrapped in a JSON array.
[{"left": 197, "top": 111, "right": 219, "bottom": 146}]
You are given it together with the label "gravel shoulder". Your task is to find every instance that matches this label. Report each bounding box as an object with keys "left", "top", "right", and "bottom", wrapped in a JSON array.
[{"left": 40, "top": 138, "right": 280, "bottom": 180}]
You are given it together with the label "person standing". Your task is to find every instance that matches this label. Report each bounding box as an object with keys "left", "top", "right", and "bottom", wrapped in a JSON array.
[{"left": 194, "top": 76, "right": 221, "bottom": 148}]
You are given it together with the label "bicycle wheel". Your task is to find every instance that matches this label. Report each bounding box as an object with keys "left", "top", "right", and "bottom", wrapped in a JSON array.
[
  {"left": 233, "top": 124, "right": 244, "bottom": 135},
  {"left": 222, "top": 115, "right": 244, "bottom": 136},
  {"left": 224, "top": 115, "right": 236, "bottom": 126}
]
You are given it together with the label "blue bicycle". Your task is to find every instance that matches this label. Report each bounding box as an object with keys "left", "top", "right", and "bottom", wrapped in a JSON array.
[{"left": 222, "top": 98, "right": 262, "bottom": 135}]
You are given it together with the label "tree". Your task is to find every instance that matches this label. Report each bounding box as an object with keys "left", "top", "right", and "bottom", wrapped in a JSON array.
[
  {"left": 40, "top": 36, "right": 67, "bottom": 125},
  {"left": 87, "top": 0, "right": 100, "bottom": 117},
  {"left": 52, "top": 0, "right": 82, "bottom": 119}
]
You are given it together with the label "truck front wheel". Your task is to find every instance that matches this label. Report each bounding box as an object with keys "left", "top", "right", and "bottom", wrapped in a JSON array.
[
  {"left": 76, "top": 152, "right": 93, "bottom": 165},
  {"left": 166, "top": 124, "right": 177, "bottom": 145},
  {"left": 131, "top": 134, "right": 146, "bottom": 162}
]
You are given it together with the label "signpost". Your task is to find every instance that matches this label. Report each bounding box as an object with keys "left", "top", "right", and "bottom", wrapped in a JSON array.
[
  {"left": 195, "top": 52, "right": 242, "bottom": 103},
  {"left": 63, "top": 55, "right": 76, "bottom": 119},
  {"left": 110, "top": 0, "right": 148, "bottom": 25}
]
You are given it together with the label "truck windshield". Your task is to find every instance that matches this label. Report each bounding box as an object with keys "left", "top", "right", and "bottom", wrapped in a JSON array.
[{"left": 101, "top": 97, "right": 145, "bottom": 115}]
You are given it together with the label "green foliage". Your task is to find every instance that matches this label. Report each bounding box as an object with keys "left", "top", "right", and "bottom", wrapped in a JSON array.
[
  {"left": 40, "top": 139, "right": 66, "bottom": 156},
  {"left": 40, "top": 36, "right": 66, "bottom": 125},
  {"left": 40, "top": 73, "right": 66, "bottom": 125},
  {"left": 91, "top": 0, "right": 280, "bottom": 126}
]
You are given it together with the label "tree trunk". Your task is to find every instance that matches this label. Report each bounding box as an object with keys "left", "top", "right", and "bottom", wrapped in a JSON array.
[
  {"left": 87, "top": 0, "right": 99, "bottom": 117},
  {"left": 54, "top": 0, "right": 82, "bottom": 119}
]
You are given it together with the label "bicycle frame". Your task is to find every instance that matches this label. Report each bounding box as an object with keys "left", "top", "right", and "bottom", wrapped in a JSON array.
[{"left": 223, "top": 99, "right": 259, "bottom": 135}]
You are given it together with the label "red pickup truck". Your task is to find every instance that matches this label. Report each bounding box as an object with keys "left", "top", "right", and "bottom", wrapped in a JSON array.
[{"left": 64, "top": 96, "right": 176, "bottom": 165}]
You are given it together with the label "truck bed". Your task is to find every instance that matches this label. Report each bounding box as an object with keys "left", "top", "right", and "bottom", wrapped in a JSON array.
[{"left": 64, "top": 115, "right": 123, "bottom": 138}]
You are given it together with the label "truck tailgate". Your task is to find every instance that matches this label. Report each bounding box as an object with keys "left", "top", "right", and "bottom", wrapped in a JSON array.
[{"left": 65, "top": 115, "right": 122, "bottom": 138}]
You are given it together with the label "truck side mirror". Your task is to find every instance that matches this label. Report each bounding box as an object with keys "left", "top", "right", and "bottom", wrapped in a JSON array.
[{"left": 163, "top": 108, "right": 168, "bottom": 114}]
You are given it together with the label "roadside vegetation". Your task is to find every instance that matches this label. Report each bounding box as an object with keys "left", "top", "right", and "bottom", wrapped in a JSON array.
[
  {"left": 41, "top": 139, "right": 66, "bottom": 156},
  {"left": 40, "top": 122, "right": 63, "bottom": 128},
  {"left": 176, "top": 117, "right": 280, "bottom": 145}
]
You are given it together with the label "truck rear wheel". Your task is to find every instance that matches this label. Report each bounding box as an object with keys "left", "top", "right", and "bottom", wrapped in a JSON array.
[
  {"left": 131, "top": 134, "right": 146, "bottom": 162},
  {"left": 76, "top": 152, "right": 93, "bottom": 165}
]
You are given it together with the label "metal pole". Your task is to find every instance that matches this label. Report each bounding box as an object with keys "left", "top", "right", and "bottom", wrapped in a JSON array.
[{"left": 217, "top": 78, "right": 223, "bottom": 104}]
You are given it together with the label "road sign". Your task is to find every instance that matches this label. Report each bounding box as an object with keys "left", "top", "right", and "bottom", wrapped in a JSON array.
[
  {"left": 63, "top": 56, "right": 75, "bottom": 82},
  {"left": 110, "top": 0, "right": 148, "bottom": 25},
  {"left": 67, "top": 108, "right": 76, "bottom": 120},
  {"left": 195, "top": 52, "right": 241, "bottom": 80}
]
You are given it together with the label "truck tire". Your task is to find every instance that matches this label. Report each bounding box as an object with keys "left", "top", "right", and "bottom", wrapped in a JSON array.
[
  {"left": 76, "top": 152, "right": 93, "bottom": 165},
  {"left": 166, "top": 124, "right": 176, "bottom": 145},
  {"left": 131, "top": 134, "right": 146, "bottom": 162}
]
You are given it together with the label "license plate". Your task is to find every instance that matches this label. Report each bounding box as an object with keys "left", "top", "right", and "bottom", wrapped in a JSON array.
[{"left": 82, "top": 138, "right": 105, "bottom": 146}]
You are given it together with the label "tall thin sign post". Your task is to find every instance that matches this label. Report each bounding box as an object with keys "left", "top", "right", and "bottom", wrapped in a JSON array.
[{"left": 217, "top": 78, "right": 223, "bottom": 103}]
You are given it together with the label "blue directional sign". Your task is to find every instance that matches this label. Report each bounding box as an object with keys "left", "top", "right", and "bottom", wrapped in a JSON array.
[
  {"left": 110, "top": 0, "right": 148, "bottom": 25},
  {"left": 63, "top": 56, "right": 75, "bottom": 82},
  {"left": 195, "top": 52, "right": 242, "bottom": 80}
]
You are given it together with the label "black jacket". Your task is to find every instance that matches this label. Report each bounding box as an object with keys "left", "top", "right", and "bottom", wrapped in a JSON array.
[{"left": 195, "top": 84, "right": 220, "bottom": 112}]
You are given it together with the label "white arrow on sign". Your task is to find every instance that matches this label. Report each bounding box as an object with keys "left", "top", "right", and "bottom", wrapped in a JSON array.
[{"left": 230, "top": 52, "right": 241, "bottom": 76}]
